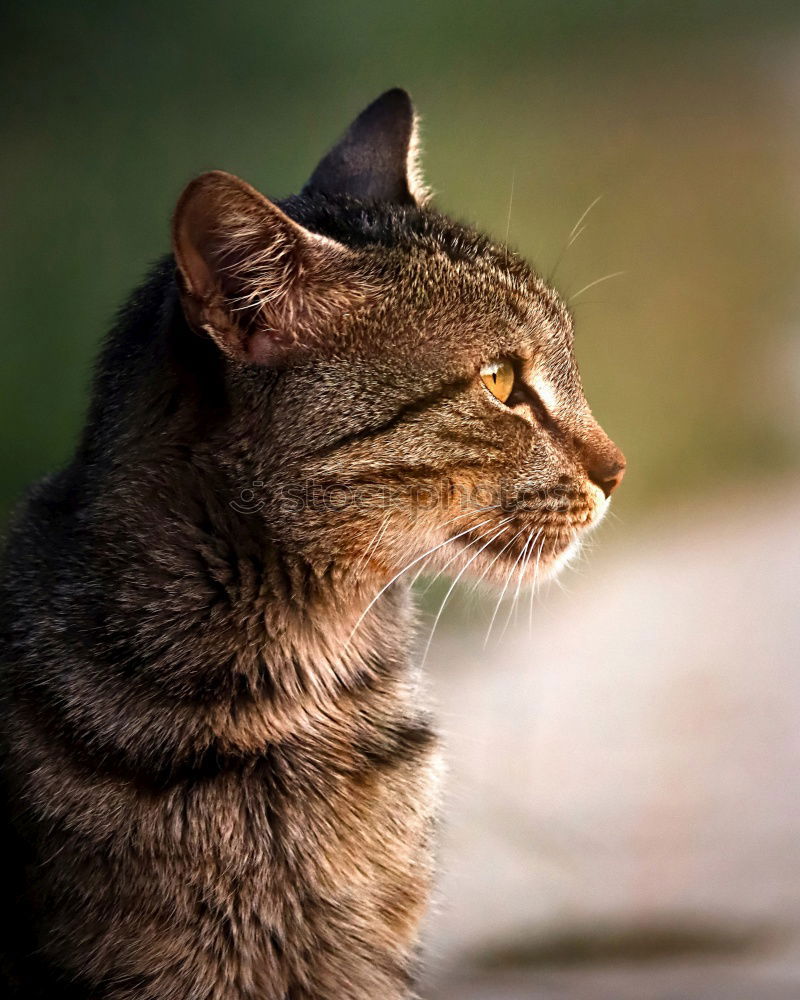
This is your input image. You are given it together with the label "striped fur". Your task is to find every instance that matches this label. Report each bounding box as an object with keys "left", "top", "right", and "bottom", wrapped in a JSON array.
[{"left": 0, "top": 90, "right": 623, "bottom": 998}]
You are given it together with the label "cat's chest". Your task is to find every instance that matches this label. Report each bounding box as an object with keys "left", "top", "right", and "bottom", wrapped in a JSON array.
[{"left": 185, "top": 724, "right": 439, "bottom": 875}]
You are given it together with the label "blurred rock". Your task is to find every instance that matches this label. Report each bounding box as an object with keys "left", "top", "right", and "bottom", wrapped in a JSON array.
[
  {"left": 421, "top": 483, "right": 800, "bottom": 995},
  {"left": 431, "top": 957, "right": 800, "bottom": 1000}
]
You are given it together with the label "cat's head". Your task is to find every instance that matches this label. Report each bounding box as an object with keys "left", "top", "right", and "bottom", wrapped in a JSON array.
[{"left": 172, "top": 89, "right": 625, "bottom": 591}]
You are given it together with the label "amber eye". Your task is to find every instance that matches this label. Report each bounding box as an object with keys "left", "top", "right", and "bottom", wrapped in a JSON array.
[{"left": 480, "top": 360, "right": 515, "bottom": 404}]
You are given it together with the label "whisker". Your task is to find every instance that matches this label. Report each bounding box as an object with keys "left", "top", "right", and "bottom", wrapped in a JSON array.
[
  {"left": 344, "top": 516, "right": 497, "bottom": 649},
  {"left": 568, "top": 270, "right": 626, "bottom": 304},
  {"left": 419, "top": 518, "right": 514, "bottom": 670},
  {"left": 565, "top": 223, "right": 586, "bottom": 249},
  {"left": 417, "top": 516, "right": 505, "bottom": 598},
  {"left": 410, "top": 505, "right": 501, "bottom": 590},
  {"left": 354, "top": 512, "right": 391, "bottom": 577},
  {"left": 501, "top": 528, "right": 541, "bottom": 640},
  {"left": 528, "top": 533, "right": 547, "bottom": 637},
  {"left": 467, "top": 518, "right": 521, "bottom": 597},
  {"left": 504, "top": 169, "right": 516, "bottom": 246},
  {"left": 500, "top": 529, "right": 533, "bottom": 639},
  {"left": 418, "top": 515, "right": 504, "bottom": 594},
  {"left": 550, "top": 193, "right": 603, "bottom": 280},
  {"left": 483, "top": 526, "right": 529, "bottom": 649},
  {"left": 439, "top": 503, "right": 501, "bottom": 529},
  {"left": 568, "top": 193, "right": 603, "bottom": 243}
]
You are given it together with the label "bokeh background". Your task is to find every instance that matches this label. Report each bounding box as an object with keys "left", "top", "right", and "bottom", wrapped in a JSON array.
[{"left": 2, "top": 2, "right": 799, "bottom": 997}]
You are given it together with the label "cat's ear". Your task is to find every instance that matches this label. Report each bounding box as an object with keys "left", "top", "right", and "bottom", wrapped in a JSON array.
[
  {"left": 172, "top": 170, "right": 366, "bottom": 365},
  {"left": 304, "top": 88, "right": 428, "bottom": 206}
]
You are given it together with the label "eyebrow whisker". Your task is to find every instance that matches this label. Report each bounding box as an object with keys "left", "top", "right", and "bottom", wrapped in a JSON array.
[{"left": 568, "top": 270, "right": 626, "bottom": 303}]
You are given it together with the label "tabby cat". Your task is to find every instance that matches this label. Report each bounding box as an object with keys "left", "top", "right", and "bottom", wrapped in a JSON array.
[{"left": 0, "top": 89, "right": 624, "bottom": 999}]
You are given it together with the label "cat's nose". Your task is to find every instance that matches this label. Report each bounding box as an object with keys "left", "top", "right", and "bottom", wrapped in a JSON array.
[
  {"left": 589, "top": 456, "right": 626, "bottom": 498},
  {"left": 579, "top": 426, "right": 626, "bottom": 499}
]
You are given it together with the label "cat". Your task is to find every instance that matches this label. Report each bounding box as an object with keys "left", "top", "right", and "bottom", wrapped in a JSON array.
[{"left": 0, "top": 88, "right": 625, "bottom": 999}]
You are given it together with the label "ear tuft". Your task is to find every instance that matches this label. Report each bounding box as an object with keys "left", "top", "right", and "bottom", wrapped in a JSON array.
[
  {"left": 172, "top": 171, "right": 367, "bottom": 365},
  {"left": 304, "top": 88, "right": 429, "bottom": 206}
]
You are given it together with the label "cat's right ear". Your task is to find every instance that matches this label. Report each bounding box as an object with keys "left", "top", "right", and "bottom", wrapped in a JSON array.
[{"left": 172, "top": 170, "right": 367, "bottom": 365}]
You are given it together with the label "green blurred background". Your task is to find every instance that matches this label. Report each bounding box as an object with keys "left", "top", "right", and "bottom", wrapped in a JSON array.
[
  {"left": 2, "top": 0, "right": 799, "bottom": 526},
  {"left": 3, "top": 4, "right": 800, "bottom": 995}
]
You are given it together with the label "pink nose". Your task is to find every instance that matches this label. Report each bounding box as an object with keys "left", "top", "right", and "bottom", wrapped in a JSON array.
[
  {"left": 589, "top": 457, "right": 626, "bottom": 498},
  {"left": 574, "top": 420, "right": 627, "bottom": 500}
]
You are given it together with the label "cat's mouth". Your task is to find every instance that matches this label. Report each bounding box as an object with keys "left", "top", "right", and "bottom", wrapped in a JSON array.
[
  {"left": 458, "top": 523, "right": 580, "bottom": 586},
  {"left": 429, "top": 486, "right": 608, "bottom": 588}
]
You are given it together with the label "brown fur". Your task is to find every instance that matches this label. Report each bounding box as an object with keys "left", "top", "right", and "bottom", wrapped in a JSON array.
[{"left": 0, "top": 90, "right": 623, "bottom": 998}]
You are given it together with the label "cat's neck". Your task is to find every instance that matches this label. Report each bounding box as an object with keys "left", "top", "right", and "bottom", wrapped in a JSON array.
[
  {"left": 53, "top": 447, "right": 416, "bottom": 770},
  {"left": 11, "top": 265, "right": 420, "bottom": 775}
]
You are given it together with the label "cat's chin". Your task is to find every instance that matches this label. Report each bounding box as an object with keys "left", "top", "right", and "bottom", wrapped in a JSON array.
[
  {"left": 418, "top": 525, "right": 569, "bottom": 593},
  {"left": 431, "top": 494, "right": 609, "bottom": 591},
  {"left": 533, "top": 499, "right": 609, "bottom": 581},
  {"left": 540, "top": 534, "right": 585, "bottom": 579}
]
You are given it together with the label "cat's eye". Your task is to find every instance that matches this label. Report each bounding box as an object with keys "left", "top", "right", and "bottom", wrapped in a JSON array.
[{"left": 480, "top": 360, "right": 515, "bottom": 404}]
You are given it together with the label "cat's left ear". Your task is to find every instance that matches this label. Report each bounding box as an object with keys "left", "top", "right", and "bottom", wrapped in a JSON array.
[
  {"left": 172, "top": 170, "right": 368, "bottom": 365},
  {"left": 304, "top": 88, "right": 428, "bottom": 206}
]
